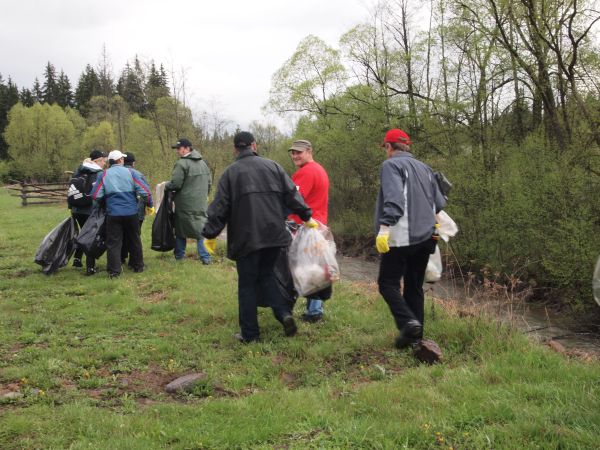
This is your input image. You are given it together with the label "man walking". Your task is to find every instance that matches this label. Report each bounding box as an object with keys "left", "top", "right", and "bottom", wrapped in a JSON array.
[
  {"left": 288, "top": 139, "right": 331, "bottom": 322},
  {"left": 202, "top": 131, "right": 315, "bottom": 343},
  {"left": 70, "top": 149, "right": 106, "bottom": 275},
  {"left": 374, "top": 129, "right": 446, "bottom": 349},
  {"left": 166, "top": 138, "right": 212, "bottom": 265},
  {"left": 92, "top": 150, "right": 153, "bottom": 277}
]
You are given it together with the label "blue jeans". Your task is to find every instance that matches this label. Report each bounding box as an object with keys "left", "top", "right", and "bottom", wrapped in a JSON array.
[
  {"left": 174, "top": 236, "right": 211, "bottom": 263},
  {"left": 305, "top": 298, "right": 324, "bottom": 316}
]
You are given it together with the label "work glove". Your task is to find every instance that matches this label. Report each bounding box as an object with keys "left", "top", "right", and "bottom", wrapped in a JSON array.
[
  {"left": 204, "top": 238, "right": 217, "bottom": 255},
  {"left": 376, "top": 225, "right": 390, "bottom": 254},
  {"left": 304, "top": 218, "right": 319, "bottom": 229},
  {"left": 145, "top": 206, "right": 155, "bottom": 216}
]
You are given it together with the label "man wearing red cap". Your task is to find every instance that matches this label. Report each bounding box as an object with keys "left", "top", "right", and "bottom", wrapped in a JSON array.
[{"left": 374, "top": 129, "right": 446, "bottom": 350}]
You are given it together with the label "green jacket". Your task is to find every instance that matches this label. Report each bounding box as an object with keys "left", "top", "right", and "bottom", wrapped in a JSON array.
[{"left": 165, "top": 149, "right": 212, "bottom": 239}]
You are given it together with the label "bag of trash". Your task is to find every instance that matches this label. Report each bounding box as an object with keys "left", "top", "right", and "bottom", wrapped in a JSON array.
[
  {"left": 257, "top": 244, "right": 298, "bottom": 309},
  {"left": 75, "top": 206, "right": 106, "bottom": 258},
  {"left": 436, "top": 210, "right": 458, "bottom": 242},
  {"left": 34, "top": 217, "right": 78, "bottom": 275},
  {"left": 288, "top": 222, "right": 340, "bottom": 297},
  {"left": 425, "top": 246, "right": 442, "bottom": 283},
  {"left": 151, "top": 191, "right": 176, "bottom": 252}
]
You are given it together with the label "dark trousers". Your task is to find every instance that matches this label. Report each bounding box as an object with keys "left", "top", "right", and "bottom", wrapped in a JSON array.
[
  {"left": 72, "top": 213, "right": 96, "bottom": 269},
  {"left": 121, "top": 220, "right": 143, "bottom": 265},
  {"left": 378, "top": 239, "right": 436, "bottom": 334},
  {"left": 236, "top": 247, "right": 291, "bottom": 340},
  {"left": 106, "top": 214, "right": 144, "bottom": 275}
]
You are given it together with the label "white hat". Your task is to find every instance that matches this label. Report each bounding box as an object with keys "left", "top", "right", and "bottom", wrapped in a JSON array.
[{"left": 108, "top": 150, "right": 127, "bottom": 161}]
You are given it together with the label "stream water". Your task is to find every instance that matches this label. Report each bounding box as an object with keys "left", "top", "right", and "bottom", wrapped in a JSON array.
[{"left": 337, "top": 255, "right": 600, "bottom": 357}]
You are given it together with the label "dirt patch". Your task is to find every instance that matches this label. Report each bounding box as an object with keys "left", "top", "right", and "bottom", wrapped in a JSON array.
[
  {"left": 141, "top": 289, "right": 168, "bottom": 303},
  {"left": 118, "top": 364, "right": 173, "bottom": 394}
]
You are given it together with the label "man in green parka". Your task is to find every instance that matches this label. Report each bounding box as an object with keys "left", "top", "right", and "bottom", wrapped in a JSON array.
[{"left": 166, "top": 138, "right": 212, "bottom": 264}]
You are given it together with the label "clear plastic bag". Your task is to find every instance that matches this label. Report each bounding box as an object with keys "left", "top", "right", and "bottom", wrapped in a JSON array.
[
  {"left": 288, "top": 223, "right": 340, "bottom": 297},
  {"left": 425, "top": 246, "right": 442, "bottom": 283},
  {"left": 436, "top": 210, "right": 458, "bottom": 242}
]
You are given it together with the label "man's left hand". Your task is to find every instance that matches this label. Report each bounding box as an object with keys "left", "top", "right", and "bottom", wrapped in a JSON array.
[{"left": 145, "top": 206, "right": 155, "bottom": 216}]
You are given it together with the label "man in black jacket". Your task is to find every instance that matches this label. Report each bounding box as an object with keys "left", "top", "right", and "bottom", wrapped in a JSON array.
[{"left": 203, "top": 131, "right": 315, "bottom": 343}]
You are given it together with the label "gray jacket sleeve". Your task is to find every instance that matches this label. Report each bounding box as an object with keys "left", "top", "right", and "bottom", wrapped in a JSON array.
[{"left": 379, "top": 162, "right": 405, "bottom": 226}]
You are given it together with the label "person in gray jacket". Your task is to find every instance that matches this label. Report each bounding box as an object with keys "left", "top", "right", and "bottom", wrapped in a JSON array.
[{"left": 374, "top": 128, "right": 446, "bottom": 349}]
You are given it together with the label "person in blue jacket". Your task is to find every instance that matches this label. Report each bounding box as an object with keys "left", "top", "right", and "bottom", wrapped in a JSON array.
[
  {"left": 121, "top": 152, "right": 152, "bottom": 267},
  {"left": 92, "top": 150, "right": 153, "bottom": 278}
]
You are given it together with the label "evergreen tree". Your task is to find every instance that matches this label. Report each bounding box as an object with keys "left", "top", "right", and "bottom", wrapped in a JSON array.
[
  {"left": 146, "top": 61, "right": 170, "bottom": 110},
  {"left": 97, "top": 44, "right": 115, "bottom": 99},
  {"left": 117, "top": 61, "right": 146, "bottom": 116},
  {"left": 32, "top": 78, "right": 43, "bottom": 103},
  {"left": 42, "top": 61, "right": 59, "bottom": 104},
  {"left": 57, "top": 70, "right": 74, "bottom": 108},
  {"left": 75, "top": 64, "right": 101, "bottom": 115},
  {"left": 0, "top": 75, "right": 20, "bottom": 159},
  {"left": 20, "top": 88, "right": 35, "bottom": 107}
]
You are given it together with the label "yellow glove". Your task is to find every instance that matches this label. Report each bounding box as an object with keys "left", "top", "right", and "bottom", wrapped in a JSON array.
[
  {"left": 376, "top": 226, "right": 390, "bottom": 254},
  {"left": 204, "top": 238, "right": 217, "bottom": 255},
  {"left": 145, "top": 206, "right": 155, "bottom": 216},
  {"left": 304, "top": 218, "right": 319, "bottom": 228}
]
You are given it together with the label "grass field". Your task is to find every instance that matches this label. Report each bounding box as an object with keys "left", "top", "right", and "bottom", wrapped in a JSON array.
[{"left": 1, "top": 188, "right": 599, "bottom": 449}]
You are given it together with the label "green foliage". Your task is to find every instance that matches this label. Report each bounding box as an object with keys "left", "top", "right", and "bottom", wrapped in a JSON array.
[
  {"left": 4, "top": 103, "right": 78, "bottom": 180},
  {"left": 0, "top": 190, "right": 599, "bottom": 448},
  {"left": 82, "top": 121, "right": 116, "bottom": 152}
]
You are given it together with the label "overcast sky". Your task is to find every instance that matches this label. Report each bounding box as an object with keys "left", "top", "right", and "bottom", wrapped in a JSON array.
[{"left": 0, "top": 0, "right": 372, "bottom": 133}]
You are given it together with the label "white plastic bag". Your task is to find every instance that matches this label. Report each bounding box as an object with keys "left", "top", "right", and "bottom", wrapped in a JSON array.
[
  {"left": 425, "top": 246, "right": 442, "bottom": 283},
  {"left": 436, "top": 210, "right": 458, "bottom": 242},
  {"left": 288, "top": 223, "right": 340, "bottom": 296}
]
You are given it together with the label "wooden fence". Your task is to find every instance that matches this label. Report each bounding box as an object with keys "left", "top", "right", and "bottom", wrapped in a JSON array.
[{"left": 5, "top": 179, "right": 69, "bottom": 206}]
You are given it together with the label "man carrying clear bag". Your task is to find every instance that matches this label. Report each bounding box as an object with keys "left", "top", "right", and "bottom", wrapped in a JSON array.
[{"left": 374, "top": 129, "right": 446, "bottom": 352}]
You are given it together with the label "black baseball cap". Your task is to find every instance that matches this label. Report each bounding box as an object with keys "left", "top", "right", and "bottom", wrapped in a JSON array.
[
  {"left": 233, "top": 131, "right": 255, "bottom": 149},
  {"left": 89, "top": 150, "right": 106, "bottom": 160},
  {"left": 171, "top": 138, "right": 192, "bottom": 149},
  {"left": 124, "top": 152, "right": 136, "bottom": 164}
]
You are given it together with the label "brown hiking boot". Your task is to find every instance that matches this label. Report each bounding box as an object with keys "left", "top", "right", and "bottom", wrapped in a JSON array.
[{"left": 412, "top": 339, "right": 443, "bottom": 364}]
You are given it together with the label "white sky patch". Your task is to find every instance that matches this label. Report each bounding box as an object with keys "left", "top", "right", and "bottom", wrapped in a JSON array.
[{"left": 0, "top": 0, "right": 372, "bottom": 132}]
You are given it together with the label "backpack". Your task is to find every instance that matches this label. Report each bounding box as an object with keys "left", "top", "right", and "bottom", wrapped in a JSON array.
[{"left": 67, "top": 172, "right": 94, "bottom": 208}]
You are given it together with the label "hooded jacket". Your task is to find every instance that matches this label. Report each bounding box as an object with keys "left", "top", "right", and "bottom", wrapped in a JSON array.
[
  {"left": 70, "top": 159, "right": 104, "bottom": 216},
  {"left": 165, "top": 149, "right": 212, "bottom": 239},
  {"left": 92, "top": 165, "right": 153, "bottom": 216},
  {"left": 203, "top": 148, "right": 312, "bottom": 260}
]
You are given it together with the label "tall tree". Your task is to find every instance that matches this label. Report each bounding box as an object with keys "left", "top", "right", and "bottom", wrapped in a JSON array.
[
  {"left": 57, "top": 70, "right": 74, "bottom": 108},
  {"left": 75, "top": 64, "right": 101, "bottom": 115},
  {"left": 0, "top": 75, "right": 20, "bottom": 159},
  {"left": 42, "top": 62, "right": 59, "bottom": 104}
]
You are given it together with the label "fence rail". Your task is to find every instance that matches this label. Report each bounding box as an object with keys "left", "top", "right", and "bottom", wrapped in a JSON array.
[{"left": 5, "top": 180, "right": 68, "bottom": 206}]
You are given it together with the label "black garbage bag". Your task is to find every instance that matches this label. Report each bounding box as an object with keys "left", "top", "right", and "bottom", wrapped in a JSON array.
[
  {"left": 151, "top": 192, "right": 176, "bottom": 252},
  {"left": 34, "top": 217, "right": 78, "bottom": 275},
  {"left": 257, "top": 222, "right": 298, "bottom": 309},
  {"left": 75, "top": 206, "right": 107, "bottom": 258}
]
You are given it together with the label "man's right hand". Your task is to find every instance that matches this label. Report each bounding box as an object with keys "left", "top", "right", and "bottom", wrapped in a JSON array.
[{"left": 376, "top": 226, "right": 390, "bottom": 254}]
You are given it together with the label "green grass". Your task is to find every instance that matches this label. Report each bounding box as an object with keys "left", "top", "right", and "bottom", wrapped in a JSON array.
[{"left": 1, "top": 188, "right": 599, "bottom": 449}]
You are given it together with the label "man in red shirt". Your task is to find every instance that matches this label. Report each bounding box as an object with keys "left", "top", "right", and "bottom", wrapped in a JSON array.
[{"left": 288, "top": 139, "right": 331, "bottom": 322}]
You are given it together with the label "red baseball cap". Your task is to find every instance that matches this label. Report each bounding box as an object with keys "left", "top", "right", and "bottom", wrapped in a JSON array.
[{"left": 382, "top": 128, "right": 412, "bottom": 146}]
